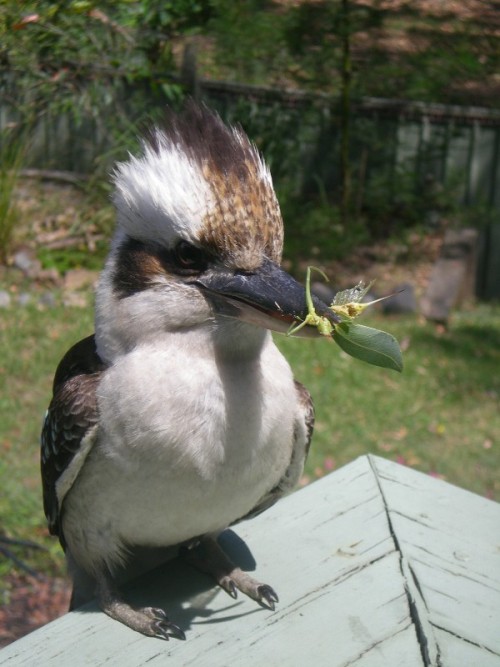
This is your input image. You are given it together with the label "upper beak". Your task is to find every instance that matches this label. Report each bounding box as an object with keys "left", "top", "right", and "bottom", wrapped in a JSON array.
[{"left": 195, "top": 257, "right": 340, "bottom": 337}]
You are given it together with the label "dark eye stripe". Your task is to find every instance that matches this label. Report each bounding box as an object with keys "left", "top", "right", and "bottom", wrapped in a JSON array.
[
  {"left": 111, "top": 236, "right": 212, "bottom": 298},
  {"left": 112, "top": 237, "right": 164, "bottom": 298}
]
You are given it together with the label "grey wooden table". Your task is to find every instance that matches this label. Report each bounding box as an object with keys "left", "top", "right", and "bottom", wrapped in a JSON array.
[{"left": 1, "top": 455, "right": 499, "bottom": 666}]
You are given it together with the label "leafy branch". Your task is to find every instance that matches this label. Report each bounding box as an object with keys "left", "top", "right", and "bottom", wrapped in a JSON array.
[{"left": 288, "top": 267, "right": 403, "bottom": 372}]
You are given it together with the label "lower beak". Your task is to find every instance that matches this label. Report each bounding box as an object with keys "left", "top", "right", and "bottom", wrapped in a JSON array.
[{"left": 195, "top": 257, "right": 339, "bottom": 337}]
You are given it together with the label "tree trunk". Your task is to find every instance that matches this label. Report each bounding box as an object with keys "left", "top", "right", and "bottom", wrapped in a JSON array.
[{"left": 339, "top": 0, "right": 352, "bottom": 227}]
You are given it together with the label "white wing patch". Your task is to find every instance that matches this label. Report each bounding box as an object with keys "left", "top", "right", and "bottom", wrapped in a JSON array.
[{"left": 55, "top": 424, "right": 99, "bottom": 509}]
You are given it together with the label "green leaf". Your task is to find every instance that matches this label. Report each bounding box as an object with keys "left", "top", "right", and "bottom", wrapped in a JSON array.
[{"left": 333, "top": 322, "right": 403, "bottom": 372}]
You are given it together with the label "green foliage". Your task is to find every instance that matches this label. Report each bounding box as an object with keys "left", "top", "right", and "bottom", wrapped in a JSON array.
[
  {"left": 287, "top": 265, "right": 404, "bottom": 371},
  {"left": 207, "top": 0, "right": 288, "bottom": 83},
  {"left": 279, "top": 193, "right": 369, "bottom": 263},
  {"left": 0, "top": 1, "right": 212, "bottom": 175},
  {"left": 37, "top": 242, "right": 108, "bottom": 274},
  {"left": 358, "top": 166, "right": 426, "bottom": 238},
  {"left": 455, "top": 202, "right": 499, "bottom": 230},
  {"left": 207, "top": 1, "right": 498, "bottom": 106},
  {"left": 0, "top": 127, "right": 28, "bottom": 263},
  {"left": 334, "top": 322, "right": 403, "bottom": 372},
  {"left": 392, "top": 16, "right": 500, "bottom": 105},
  {"left": 283, "top": 0, "right": 382, "bottom": 92},
  {"left": 121, "top": 0, "right": 213, "bottom": 69},
  {"left": 0, "top": 0, "right": 211, "bottom": 106}
]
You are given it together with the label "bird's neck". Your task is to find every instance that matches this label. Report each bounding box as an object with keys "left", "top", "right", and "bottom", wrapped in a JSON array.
[
  {"left": 211, "top": 317, "right": 270, "bottom": 362},
  {"left": 95, "top": 297, "right": 270, "bottom": 367}
]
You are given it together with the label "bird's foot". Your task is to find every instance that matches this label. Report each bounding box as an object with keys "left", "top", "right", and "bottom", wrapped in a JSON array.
[
  {"left": 97, "top": 578, "right": 185, "bottom": 641},
  {"left": 183, "top": 537, "right": 279, "bottom": 611},
  {"left": 219, "top": 573, "right": 279, "bottom": 610},
  {"left": 110, "top": 605, "right": 185, "bottom": 641}
]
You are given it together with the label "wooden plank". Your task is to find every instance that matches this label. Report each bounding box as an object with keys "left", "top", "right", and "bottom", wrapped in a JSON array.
[
  {"left": 371, "top": 455, "right": 500, "bottom": 663},
  {"left": 1, "top": 455, "right": 500, "bottom": 666},
  {"left": 0, "top": 457, "right": 424, "bottom": 666},
  {"left": 434, "top": 628, "right": 500, "bottom": 667}
]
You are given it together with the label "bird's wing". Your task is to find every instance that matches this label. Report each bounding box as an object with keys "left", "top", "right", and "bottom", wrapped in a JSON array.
[
  {"left": 293, "top": 379, "right": 315, "bottom": 461},
  {"left": 41, "top": 335, "right": 106, "bottom": 543},
  {"left": 233, "top": 380, "right": 314, "bottom": 523}
]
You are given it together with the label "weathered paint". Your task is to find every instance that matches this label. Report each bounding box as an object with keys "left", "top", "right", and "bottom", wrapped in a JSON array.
[{"left": 1, "top": 455, "right": 499, "bottom": 666}]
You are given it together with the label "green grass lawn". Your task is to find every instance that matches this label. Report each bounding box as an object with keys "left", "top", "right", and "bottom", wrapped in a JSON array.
[
  {"left": 0, "top": 293, "right": 94, "bottom": 580},
  {"left": 1, "top": 292, "right": 499, "bottom": 583},
  {"left": 276, "top": 307, "right": 500, "bottom": 499}
]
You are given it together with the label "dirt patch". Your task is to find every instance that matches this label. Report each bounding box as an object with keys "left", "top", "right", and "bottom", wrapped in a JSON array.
[{"left": 0, "top": 573, "right": 71, "bottom": 648}]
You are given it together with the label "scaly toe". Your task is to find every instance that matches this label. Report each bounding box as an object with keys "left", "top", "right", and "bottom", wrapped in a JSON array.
[
  {"left": 220, "top": 576, "right": 238, "bottom": 599},
  {"left": 153, "top": 619, "right": 186, "bottom": 641},
  {"left": 144, "top": 607, "right": 186, "bottom": 641}
]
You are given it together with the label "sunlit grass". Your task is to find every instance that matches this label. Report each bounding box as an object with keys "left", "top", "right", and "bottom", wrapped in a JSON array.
[
  {"left": 0, "top": 293, "right": 94, "bottom": 580},
  {"left": 276, "top": 306, "right": 500, "bottom": 499}
]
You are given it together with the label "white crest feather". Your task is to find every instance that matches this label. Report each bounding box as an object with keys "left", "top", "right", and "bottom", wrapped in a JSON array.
[{"left": 112, "top": 128, "right": 215, "bottom": 247}]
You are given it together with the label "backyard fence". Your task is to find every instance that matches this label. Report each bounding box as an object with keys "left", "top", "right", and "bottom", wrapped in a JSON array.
[
  {"left": 1, "top": 72, "right": 499, "bottom": 297},
  {"left": 202, "top": 79, "right": 500, "bottom": 210}
]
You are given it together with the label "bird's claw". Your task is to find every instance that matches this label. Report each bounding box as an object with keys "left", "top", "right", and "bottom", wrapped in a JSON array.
[
  {"left": 148, "top": 608, "right": 186, "bottom": 641},
  {"left": 218, "top": 575, "right": 278, "bottom": 610},
  {"left": 153, "top": 620, "right": 186, "bottom": 641},
  {"left": 257, "top": 584, "right": 279, "bottom": 611},
  {"left": 182, "top": 537, "right": 279, "bottom": 613},
  {"left": 220, "top": 577, "right": 238, "bottom": 599}
]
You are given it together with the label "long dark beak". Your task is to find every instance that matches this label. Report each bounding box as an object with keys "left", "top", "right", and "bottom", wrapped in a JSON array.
[{"left": 195, "top": 257, "right": 340, "bottom": 337}]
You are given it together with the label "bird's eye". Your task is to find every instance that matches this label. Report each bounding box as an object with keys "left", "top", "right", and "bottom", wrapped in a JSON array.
[{"left": 174, "top": 241, "right": 207, "bottom": 273}]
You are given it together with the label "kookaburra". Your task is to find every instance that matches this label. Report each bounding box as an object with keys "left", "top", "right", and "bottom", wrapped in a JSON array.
[{"left": 41, "top": 103, "right": 339, "bottom": 641}]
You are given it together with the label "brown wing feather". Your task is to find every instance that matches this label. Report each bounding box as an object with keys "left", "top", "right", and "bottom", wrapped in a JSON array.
[
  {"left": 41, "top": 335, "right": 106, "bottom": 542},
  {"left": 294, "top": 379, "right": 315, "bottom": 457}
]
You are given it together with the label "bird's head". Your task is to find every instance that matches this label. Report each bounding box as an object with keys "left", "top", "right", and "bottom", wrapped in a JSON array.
[{"left": 95, "top": 103, "right": 338, "bottom": 361}]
